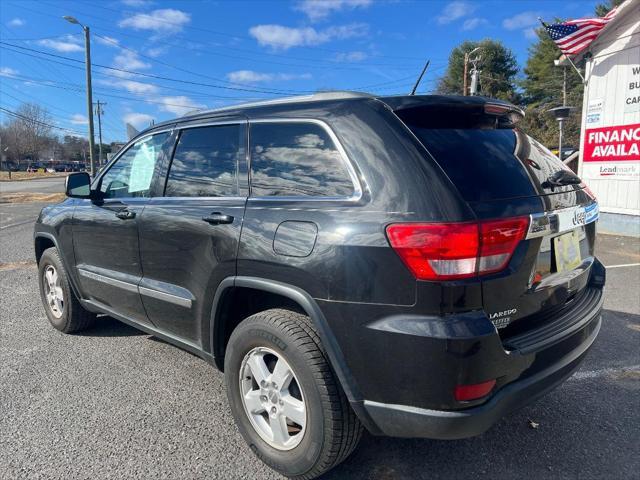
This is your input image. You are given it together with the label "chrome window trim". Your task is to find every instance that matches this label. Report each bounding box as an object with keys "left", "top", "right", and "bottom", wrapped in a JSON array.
[
  {"left": 247, "top": 118, "right": 364, "bottom": 203},
  {"left": 526, "top": 203, "right": 599, "bottom": 239}
]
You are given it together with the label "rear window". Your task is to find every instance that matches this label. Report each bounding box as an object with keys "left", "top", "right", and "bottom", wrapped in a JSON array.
[
  {"left": 399, "top": 112, "right": 579, "bottom": 202},
  {"left": 249, "top": 122, "right": 354, "bottom": 198}
]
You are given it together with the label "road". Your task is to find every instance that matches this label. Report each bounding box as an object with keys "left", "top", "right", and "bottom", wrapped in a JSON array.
[
  {"left": 0, "top": 177, "right": 65, "bottom": 194},
  {"left": 0, "top": 198, "right": 638, "bottom": 480}
]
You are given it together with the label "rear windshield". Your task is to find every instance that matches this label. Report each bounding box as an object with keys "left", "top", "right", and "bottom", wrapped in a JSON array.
[{"left": 400, "top": 114, "right": 580, "bottom": 203}]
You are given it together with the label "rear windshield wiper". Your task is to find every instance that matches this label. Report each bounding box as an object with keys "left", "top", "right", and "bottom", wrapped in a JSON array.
[{"left": 542, "top": 169, "right": 582, "bottom": 190}]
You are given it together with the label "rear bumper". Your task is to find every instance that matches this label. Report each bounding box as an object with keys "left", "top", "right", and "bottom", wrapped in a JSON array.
[
  {"left": 322, "top": 263, "right": 605, "bottom": 439},
  {"left": 362, "top": 313, "right": 600, "bottom": 439}
]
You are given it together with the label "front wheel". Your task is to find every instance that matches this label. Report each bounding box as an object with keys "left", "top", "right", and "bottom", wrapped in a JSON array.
[
  {"left": 38, "top": 247, "right": 95, "bottom": 333},
  {"left": 225, "top": 309, "right": 362, "bottom": 479}
]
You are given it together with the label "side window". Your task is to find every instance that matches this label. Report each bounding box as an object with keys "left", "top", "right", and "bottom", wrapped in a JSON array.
[
  {"left": 250, "top": 122, "right": 354, "bottom": 198},
  {"left": 165, "top": 124, "right": 242, "bottom": 197},
  {"left": 100, "top": 133, "right": 169, "bottom": 199}
]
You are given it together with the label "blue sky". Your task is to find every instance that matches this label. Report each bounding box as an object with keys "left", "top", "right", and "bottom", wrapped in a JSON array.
[{"left": 0, "top": 0, "right": 601, "bottom": 142}]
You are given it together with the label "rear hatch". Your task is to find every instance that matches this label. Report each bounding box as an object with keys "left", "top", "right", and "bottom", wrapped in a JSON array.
[{"left": 383, "top": 95, "right": 600, "bottom": 342}]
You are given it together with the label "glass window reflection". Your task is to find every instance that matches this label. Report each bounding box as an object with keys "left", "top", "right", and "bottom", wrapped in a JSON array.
[
  {"left": 250, "top": 122, "right": 354, "bottom": 198},
  {"left": 165, "top": 125, "right": 242, "bottom": 198}
]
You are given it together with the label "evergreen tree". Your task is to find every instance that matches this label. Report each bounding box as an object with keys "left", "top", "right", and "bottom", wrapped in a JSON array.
[
  {"left": 519, "top": 26, "right": 583, "bottom": 148},
  {"left": 436, "top": 39, "right": 519, "bottom": 103}
]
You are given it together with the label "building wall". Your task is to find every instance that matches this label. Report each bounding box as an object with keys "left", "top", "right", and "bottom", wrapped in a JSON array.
[{"left": 578, "top": 6, "right": 640, "bottom": 216}]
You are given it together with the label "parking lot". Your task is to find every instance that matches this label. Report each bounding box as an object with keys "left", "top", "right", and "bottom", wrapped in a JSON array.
[{"left": 1, "top": 184, "right": 638, "bottom": 479}]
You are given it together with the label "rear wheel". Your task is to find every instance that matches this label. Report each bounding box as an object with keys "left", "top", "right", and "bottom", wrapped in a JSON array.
[
  {"left": 38, "top": 247, "right": 95, "bottom": 333},
  {"left": 225, "top": 308, "right": 362, "bottom": 479}
]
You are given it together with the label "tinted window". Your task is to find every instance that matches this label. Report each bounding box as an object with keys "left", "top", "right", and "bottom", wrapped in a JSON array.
[
  {"left": 100, "top": 133, "right": 169, "bottom": 199},
  {"left": 250, "top": 122, "right": 354, "bottom": 197},
  {"left": 165, "top": 125, "right": 242, "bottom": 197},
  {"left": 403, "top": 123, "right": 578, "bottom": 202}
]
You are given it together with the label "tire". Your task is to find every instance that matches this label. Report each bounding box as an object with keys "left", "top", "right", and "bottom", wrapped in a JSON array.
[
  {"left": 225, "top": 308, "right": 362, "bottom": 479},
  {"left": 38, "top": 247, "right": 96, "bottom": 333}
]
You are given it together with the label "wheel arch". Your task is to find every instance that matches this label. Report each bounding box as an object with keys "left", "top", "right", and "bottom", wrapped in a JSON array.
[
  {"left": 210, "top": 276, "right": 363, "bottom": 404},
  {"left": 34, "top": 232, "right": 83, "bottom": 301}
]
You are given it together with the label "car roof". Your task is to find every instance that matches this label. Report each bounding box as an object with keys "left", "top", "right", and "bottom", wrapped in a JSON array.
[{"left": 143, "top": 91, "right": 520, "bottom": 134}]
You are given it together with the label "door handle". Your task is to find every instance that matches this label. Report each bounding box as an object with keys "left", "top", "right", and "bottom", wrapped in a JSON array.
[
  {"left": 115, "top": 209, "right": 136, "bottom": 220},
  {"left": 202, "top": 213, "right": 234, "bottom": 225}
]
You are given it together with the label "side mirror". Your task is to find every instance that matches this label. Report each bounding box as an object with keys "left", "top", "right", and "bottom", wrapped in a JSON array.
[{"left": 65, "top": 172, "right": 92, "bottom": 198}]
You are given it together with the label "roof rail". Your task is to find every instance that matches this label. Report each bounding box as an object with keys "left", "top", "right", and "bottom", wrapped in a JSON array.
[{"left": 181, "top": 90, "right": 373, "bottom": 117}]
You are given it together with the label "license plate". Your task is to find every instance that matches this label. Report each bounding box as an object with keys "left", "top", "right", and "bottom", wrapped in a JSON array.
[{"left": 553, "top": 230, "right": 582, "bottom": 273}]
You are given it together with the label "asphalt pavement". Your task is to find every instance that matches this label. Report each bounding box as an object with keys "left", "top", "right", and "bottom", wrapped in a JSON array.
[{"left": 0, "top": 195, "right": 638, "bottom": 480}]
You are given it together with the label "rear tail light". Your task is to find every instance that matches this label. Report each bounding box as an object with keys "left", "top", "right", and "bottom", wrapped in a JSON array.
[
  {"left": 454, "top": 379, "right": 496, "bottom": 401},
  {"left": 386, "top": 217, "right": 529, "bottom": 281}
]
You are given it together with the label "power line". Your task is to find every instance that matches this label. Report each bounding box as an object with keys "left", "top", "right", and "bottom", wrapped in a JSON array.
[
  {"left": 8, "top": 0, "right": 425, "bottom": 73},
  {"left": 0, "top": 106, "right": 88, "bottom": 135},
  {"left": 37, "top": 0, "right": 427, "bottom": 61},
  {"left": 0, "top": 42, "right": 311, "bottom": 96}
]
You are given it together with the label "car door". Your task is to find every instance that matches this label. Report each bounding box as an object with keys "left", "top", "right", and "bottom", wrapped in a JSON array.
[
  {"left": 137, "top": 120, "right": 248, "bottom": 347},
  {"left": 72, "top": 130, "right": 173, "bottom": 326}
]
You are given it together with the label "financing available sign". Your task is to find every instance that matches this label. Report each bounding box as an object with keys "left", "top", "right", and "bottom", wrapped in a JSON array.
[{"left": 582, "top": 123, "right": 640, "bottom": 179}]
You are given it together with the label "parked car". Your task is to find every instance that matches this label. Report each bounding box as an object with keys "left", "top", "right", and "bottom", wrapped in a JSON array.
[
  {"left": 26, "top": 162, "right": 44, "bottom": 172},
  {"left": 34, "top": 92, "right": 604, "bottom": 479}
]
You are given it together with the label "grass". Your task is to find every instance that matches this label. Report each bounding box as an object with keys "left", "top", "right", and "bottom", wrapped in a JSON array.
[
  {"left": 0, "top": 192, "right": 66, "bottom": 204},
  {"left": 0, "top": 171, "right": 67, "bottom": 181}
]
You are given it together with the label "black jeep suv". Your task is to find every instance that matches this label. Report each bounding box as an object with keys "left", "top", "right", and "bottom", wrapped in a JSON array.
[{"left": 35, "top": 92, "right": 604, "bottom": 479}]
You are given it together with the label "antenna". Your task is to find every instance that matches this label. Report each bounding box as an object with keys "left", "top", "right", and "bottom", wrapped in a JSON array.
[{"left": 410, "top": 60, "right": 430, "bottom": 96}]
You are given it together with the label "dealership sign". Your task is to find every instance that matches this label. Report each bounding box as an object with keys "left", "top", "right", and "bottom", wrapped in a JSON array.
[{"left": 582, "top": 123, "right": 640, "bottom": 179}]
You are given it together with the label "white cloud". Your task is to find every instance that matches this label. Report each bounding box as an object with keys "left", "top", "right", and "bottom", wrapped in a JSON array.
[
  {"left": 503, "top": 11, "right": 540, "bottom": 30},
  {"left": 334, "top": 50, "right": 367, "bottom": 62},
  {"left": 7, "top": 18, "right": 25, "bottom": 27},
  {"left": 95, "top": 35, "right": 120, "bottom": 48},
  {"left": 123, "top": 112, "right": 154, "bottom": 129},
  {"left": 249, "top": 23, "right": 367, "bottom": 50},
  {"left": 227, "top": 70, "right": 312, "bottom": 83},
  {"left": 70, "top": 114, "right": 88, "bottom": 125},
  {"left": 295, "top": 0, "right": 372, "bottom": 22},
  {"left": 437, "top": 1, "right": 476, "bottom": 25},
  {"left": 36, "top": 35, "right": 83, "bottom": 53},
  {"left": 146, "top": 46, "right": 168, "bottom": 57},
  {"left": 118, "top": 9, "right": 191, "bottom": 34},
  {"left": 121, "top": 0, "right": 153, "bottom": 6},
  {"left": 113, "top": 49, "right": 151, "bottom": 71},
  {"left": 462, "top": 18, "right": 488, "bottom": 31},
  {"left": 0, "top": 67, "right": 19, "bottom": 77},
  {"left": 155, "top": 96, "right": 204, "bottom": 116}
]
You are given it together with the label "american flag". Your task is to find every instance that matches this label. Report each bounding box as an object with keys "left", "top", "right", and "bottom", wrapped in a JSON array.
[{"left": 542, "top": 8, "right": 618, "bottom": 55}]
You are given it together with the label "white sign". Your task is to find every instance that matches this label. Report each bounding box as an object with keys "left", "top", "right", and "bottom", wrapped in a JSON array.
[
  {"left": 625, "top": 65, "right": 640, "bottom": 113},
  {"left": 587, "top": 98, "right": 603, "bottom": 125},
  {"left": 582, "top": 162, "right": 640, "bottom": 179}
]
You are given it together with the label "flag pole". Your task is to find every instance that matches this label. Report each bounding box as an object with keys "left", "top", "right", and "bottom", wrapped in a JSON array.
[
  {"left": 564, "top": 55, "right": 586, "bottom": 84},
  {"left": 538, "top": 18, "right": 586, "bottom": 85}
]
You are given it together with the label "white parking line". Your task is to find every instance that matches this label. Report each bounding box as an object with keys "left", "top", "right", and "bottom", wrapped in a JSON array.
[
  {"left": 605, "top": 263, "right": 640, "bottom": 269},
  {"left": 568, "top": 365, "right": 640, "bottom": 381}
]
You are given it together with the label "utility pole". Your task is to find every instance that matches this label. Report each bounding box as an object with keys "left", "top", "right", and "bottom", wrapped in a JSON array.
[
  {"left": 469, "top": 56, "right": 482, "bottom": 96},
  {"left": 94, "top": 100, "right": 106, "bottom": 167},
  {"left": 463, "top": 47, "right": 481, "bottom": 96},
  {"left": 463, "top": 53, "right": 469, "bottom": 96},
  {"left": 562, "top": 66, "right": 567, "bottom": 106},
  {"left": 63, "top": 16, "right": 96, "bottom": 177}
]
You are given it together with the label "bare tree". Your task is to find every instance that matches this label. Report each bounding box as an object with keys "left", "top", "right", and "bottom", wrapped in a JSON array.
[{"left": 1, "top": 103, "right": 55, "bottom": 164}]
